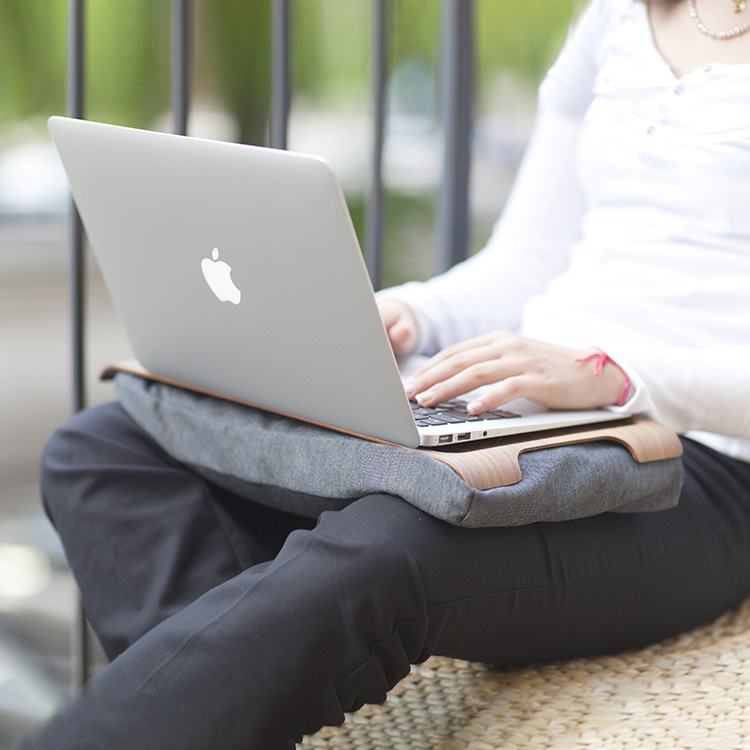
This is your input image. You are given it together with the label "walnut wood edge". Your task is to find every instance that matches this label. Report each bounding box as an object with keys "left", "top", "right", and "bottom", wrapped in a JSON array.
[{"left": 422, "top": 418, "right": 684, "bottom": 490}]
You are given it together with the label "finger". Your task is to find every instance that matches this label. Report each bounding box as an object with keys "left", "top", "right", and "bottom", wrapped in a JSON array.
[
  {"left": 405, "top": 344, "right": 502, "bottom": 400},
  {"left": 465, "top": 376, "right": 530, "bottom": 413},
  {"left": 388, "top": 320, "right": 417, "bottom": 355},
  {"left": 410, "top": 332, "right": 501, "bottom": 380},
  {"left": 413, "top": 359, "right": 511, "bottom": 407}
]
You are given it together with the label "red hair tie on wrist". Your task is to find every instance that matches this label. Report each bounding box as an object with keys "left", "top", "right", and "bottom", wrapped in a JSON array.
[{"left": 575, "top": 351, "right": 632, "bottom": 407}]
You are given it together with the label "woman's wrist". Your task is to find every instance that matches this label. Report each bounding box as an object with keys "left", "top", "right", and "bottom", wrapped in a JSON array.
[{"left": 575, "top": 350, "right": 632, "bottom": 407}]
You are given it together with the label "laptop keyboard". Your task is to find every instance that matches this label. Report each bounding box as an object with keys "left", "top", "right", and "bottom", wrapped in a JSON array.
[{"left": 410, "top": 399, "right": 520, "bottom": 428}]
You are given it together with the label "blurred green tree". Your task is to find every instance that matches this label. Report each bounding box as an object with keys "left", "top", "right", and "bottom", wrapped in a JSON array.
[
  {"left": 0, "top": 0, "right": 172, "bottom": 128},
  {"left": 200, "top": 0, "right": 271, "bottom": 145},
  {"left": 85, "top": 1, "right": 171, "bottom": 126},
  {"left": 0, "top": 1, "right": 583, "bottom": 138},
  {"left": 0, "top": 0, "right": 67, "bottom": 122}
]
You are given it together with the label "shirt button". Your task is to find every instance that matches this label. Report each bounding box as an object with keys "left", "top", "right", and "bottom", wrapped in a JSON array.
[
  {"left": 702, "top": 63, "right": 713, "bottom": 73},
  {"left": 658, "top": 103, "right": 668, "bottom": 114},
  {"left": 673, "top": 83, "right": 686, "bottom": 95},
  {"left": 646, "top": 125, "right": 656, "bottom": 135}
]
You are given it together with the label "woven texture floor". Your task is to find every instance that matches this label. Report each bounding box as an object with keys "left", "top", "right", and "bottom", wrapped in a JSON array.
[{"left": 300, "top": 596, "right": 750, "bottom": 750}]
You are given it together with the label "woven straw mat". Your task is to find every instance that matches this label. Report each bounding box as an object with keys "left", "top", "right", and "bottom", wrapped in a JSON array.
[{"left": 300, "top": 595, "right": 750, "bottom": 750}]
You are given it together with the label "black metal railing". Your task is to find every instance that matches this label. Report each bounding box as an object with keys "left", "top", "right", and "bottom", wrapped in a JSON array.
[
  {"left": 66, "top": 0, "right": 88, "bottom": 690},
  {"left": 65, "top": 0, "right": 474, "bottom": 686}
]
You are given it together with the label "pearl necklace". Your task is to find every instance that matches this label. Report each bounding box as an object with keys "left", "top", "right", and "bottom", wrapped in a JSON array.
[{"left": 687, "top": 0, "right": 750, "bottom": 39}]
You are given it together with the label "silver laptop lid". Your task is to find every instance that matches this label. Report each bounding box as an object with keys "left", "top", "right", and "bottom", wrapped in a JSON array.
[{"left": 48, "top": 116, "right": 421, "bottom": 448}]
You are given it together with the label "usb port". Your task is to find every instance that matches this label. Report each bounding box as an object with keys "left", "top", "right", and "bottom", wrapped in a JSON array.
[
  {"left": 438, "top": 435, "right": 453, "bottom": 444},
  {"left": 457, "top": 433, "right": 471, "bottom": 441}
]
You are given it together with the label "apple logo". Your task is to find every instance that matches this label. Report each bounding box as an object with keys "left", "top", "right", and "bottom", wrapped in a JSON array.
[{"left": 201, "top": 248, "right": 241, "bottom": 305}]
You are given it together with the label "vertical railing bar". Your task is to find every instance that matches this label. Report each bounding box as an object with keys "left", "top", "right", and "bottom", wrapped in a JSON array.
[
  {"left": 67, "top": 0, "right": 90, "bottom": 691},
  {"left": 172, "top": 0, "right": 192, "bottom": 136},
  {"left": 436, "top": 0, "right": 474, "bottom": 273},
  {"left": 365, "top": 0, "right": 388, "bottom": 290},
  {"left": 68, "top": 0, "right": 85, "bottom": 413},
  {"left": 271, "top": 0, "right": 291, "bottom": 149}
]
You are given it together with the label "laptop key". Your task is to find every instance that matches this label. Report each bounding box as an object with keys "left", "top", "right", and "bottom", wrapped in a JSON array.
[
  {"left": 435, "top": 400, "right": 468, "bottom": 409},
  {"left": 476, "top": 410, "right": 521, "bottom": 421},
  {"left": 410, "top": 402, "right": 440, "bottom": 416},
  {"left": 414, "top": 400, "right": 520, "bottom": 424},
  {"left": 433, "top": 412, "right": 469, "bottom": 424},
  {"left": 489, "top": 410, "right": 521, "bottom": 419},
  {"left": 445, "top": 410, "right": 483, "bottom": 422},
  {"left": 412, "top": 408, "right": 441, "bottom": 418}
]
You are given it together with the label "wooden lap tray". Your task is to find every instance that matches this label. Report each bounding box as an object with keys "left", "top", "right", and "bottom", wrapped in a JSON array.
[{"left": 102, "top": 359, "right": 683, "bottom": 490}]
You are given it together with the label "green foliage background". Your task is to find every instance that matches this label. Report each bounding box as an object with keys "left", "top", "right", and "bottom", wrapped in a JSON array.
[
  {"left": 0, "top": 0, "right": 583, "bottom": 286},
  {"left": 0, "top": 0, "right": 582, "bottom": 139}
]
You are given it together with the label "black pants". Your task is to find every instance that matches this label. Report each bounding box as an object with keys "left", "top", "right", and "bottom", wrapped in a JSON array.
[{"left": 24, "top": 402, "right": 750, "bottom": 749}]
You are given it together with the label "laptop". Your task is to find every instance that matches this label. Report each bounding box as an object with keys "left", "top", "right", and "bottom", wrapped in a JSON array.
[{"left": 48, "top": 116, "right": 628, "bottom": 449}]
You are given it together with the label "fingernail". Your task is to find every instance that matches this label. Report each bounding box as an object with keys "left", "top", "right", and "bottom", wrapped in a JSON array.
[
  {"left": 416, "top": 390, "right": 435, "bottom": 406},
  {"left": 404, "top": 380, "right": 416, "bottom": 398},
  {"left": 467, "top": 399, "right": 484, "bottom": 414}
]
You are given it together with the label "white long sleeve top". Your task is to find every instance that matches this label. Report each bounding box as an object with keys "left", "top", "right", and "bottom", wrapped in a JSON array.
[{"left": 381, "top": 0, "right": 750, "bottom": 461}]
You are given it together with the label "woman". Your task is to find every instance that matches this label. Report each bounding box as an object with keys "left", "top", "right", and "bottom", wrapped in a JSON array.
[{"left": 25, "top": 0, "right": 750, "bottom": 747}]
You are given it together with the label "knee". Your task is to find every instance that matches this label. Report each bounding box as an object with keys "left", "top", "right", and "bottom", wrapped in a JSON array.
[
  {"left": 315, "top": 494, "right": 421, "bottom": 567},
  {"left": 314, "top": 493, "right": 449, "bottom": 580},
  {"left": 306, "top": 494, "right": 433, "bottom": 619},
  {"left": 40, "top": 402, "right": 144, "bottom": 527}
]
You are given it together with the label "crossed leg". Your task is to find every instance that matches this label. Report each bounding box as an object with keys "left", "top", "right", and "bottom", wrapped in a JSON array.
[{"left": 25, "top": 402, "right": 750, "bottom": 749}]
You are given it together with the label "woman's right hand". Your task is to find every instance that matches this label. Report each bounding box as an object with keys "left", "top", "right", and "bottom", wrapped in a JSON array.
[{"left": 377, "top": 298, "right": 419, "bottom": 357}]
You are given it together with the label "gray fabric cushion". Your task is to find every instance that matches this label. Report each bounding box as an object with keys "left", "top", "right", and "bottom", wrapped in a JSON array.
[{"left": 114, "top": 373, "right": 684, "bottom": 527}]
